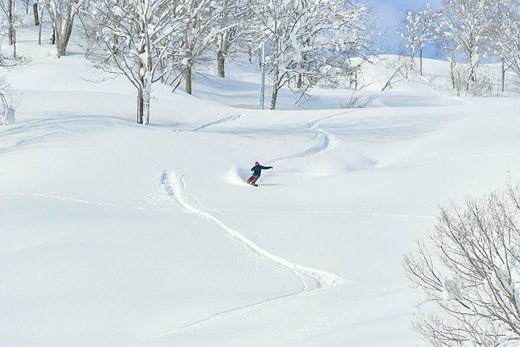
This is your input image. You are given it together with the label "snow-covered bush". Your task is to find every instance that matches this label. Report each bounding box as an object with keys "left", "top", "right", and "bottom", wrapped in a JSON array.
[{"left": 0, "top": 87, "right": 13, "bottom": 126}]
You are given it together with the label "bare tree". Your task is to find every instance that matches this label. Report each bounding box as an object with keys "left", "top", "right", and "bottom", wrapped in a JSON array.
[{"left": 404, "top": 181, "right": 520, "bottom": 346}]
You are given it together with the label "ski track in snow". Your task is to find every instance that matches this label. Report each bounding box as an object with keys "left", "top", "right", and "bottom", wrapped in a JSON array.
[
  {"left": 140, "top": 170, "right": 348, "bottom": 343},
  {"left": 271, "top": 112, "right": 350, "bottom": 164},
  {"left": 192, "top": 113, "right": 243, "bottom": 132},
  {"left": 160, "top": 170, "right": 346, "bottom": 289}
]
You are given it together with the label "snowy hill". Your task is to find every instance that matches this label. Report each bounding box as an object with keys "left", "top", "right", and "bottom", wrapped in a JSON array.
[{"left": 1, "top": 18, "right": 520, "bottom": 347}]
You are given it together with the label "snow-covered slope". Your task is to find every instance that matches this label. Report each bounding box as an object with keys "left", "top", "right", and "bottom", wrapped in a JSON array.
[{"left": 1, "top": 20, "right": 520, "bottom": 347}]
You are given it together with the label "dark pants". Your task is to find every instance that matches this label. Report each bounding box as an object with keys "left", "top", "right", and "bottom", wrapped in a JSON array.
[{"left": 247, "top": 175, "right": 259, "bottom": 183}]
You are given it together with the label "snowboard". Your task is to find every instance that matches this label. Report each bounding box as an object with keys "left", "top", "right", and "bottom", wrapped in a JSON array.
[{"left": 246, "top": 182, "right": 258, "bottom": 187}]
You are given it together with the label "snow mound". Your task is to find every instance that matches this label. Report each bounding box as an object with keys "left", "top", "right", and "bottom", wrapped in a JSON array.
[
  {"left": 306, "top": 145, "right": 377, "bottom": 177},
  {"left": 226, "top": 166, "right": 250, "bottom": 185}
]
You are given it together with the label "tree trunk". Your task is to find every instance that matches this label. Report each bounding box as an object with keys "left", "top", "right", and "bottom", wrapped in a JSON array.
[
  {"left": 38, "top": 9, "right": 43, "bottom": 45},
  {"left": 409, "top": 45, "right": 415, "bottom": 75},
  {"left": 297, "top": 52, "right": 307, "bottom": 89},
  {"left": 185, "top": 64, "right": 192, "bottom": 95},
  {"left": 297, "top": 74, "right": 303, "bottom": 89},
  {"left": 270, "top": 68, "right": 280, "bottom": 110},
  {"left": 270, "top": 87, "right": 278, "bottom": 110},
  {"left": 48, "top": 0, "right": 78, "bottom": 58},
  {"left": 450, "top": 59, "right": 456, "bottom": 90},
  {"left": 419, "top": 47, "right": 424, "bottom": 76},
  {"left": 142, "top": 78, "right": 150, "bottom": 125},
  {"left": 8, "top": 0, "right": 14, "bottom": 45},
  {"left": 56, "top": 14, "right": 75, "bottom": 57},
  {"left": 135, "top": 51, "right": 151, "bottom": 125},
  {"left": 33, "top": 3, "right": 40, "bottom": 26},
  {"left": 136, "top": 89, "right": 150, "bottom": 125},
  {"left": 217, "top": 50, "right": 225, "bottom": 78},
  {"left": 501, "top": 60, "right": 506, "bottom": 93},
  {"left": 137, "top": 89, "right": 144, "bottom": 124}
]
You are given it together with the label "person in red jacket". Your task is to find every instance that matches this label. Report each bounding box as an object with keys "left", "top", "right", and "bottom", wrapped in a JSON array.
[{"left": 247, "top": 161, "right": 273, "bottom": 185}]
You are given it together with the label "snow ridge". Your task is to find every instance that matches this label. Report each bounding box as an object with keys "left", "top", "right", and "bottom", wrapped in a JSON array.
[{"left": 160, "top": 170, "right": 347, "bottom": 289}]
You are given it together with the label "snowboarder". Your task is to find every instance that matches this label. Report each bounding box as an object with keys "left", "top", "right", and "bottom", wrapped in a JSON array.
[{"left": 247, "top": 161, "right": 273, "bottom": 186}]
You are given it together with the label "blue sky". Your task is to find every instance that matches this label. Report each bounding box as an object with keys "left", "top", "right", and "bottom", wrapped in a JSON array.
[{"left": 366, "top": 0, "right": 444, "bottom": 57}]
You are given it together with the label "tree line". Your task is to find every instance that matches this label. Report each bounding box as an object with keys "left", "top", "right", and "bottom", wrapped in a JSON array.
[
  {"left": 2, "top": 0, "right": 379, "bottom": 124},
  {"left": 399, "top": 0, "right": 520, "bottom": 97},
  {"left": 2, "top": 0, "right": 520, "bottom": 124}
]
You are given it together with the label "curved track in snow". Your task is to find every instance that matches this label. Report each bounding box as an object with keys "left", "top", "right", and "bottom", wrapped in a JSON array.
[
  {"left": 160, "top": 170, "right": 346, "bottom": 290},
  {"left": 137, "top": 170, "right": 347, "bottom": 343},
  {"left": 270, "top": 112, "right": 349, "bottom": 164}
]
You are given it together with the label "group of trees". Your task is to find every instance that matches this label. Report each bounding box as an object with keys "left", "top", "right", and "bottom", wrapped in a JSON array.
[
  {"left": 78, "top": 0, "right": 378, "bottom": 123},
  {"left": 4, "top": 0, "right": 520, "bottom": 123},
  {"left": 1, "top": 0, "right": 379, "bottom": 124},
  {"left": 399, "top": 0, "right": 520, "bottom": 96},
  {"left": 253, "top": 0, "right": 376, "bottom": 110}
]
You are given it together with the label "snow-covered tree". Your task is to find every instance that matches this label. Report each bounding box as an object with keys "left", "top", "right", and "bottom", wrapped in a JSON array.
[
  {"left": 255, "top": 0, "right": 323, "bottom": 109},
  {"left": 489, "top": 0, "right": 520, "bottom": 88},
  {"left": 253, "top": 0, "right": 376, "bottom": 110},
  {"left": 398, "top": 4, "right": 441, "bottom": 75},
  {"left": 1, "top": 88, "right": 8, "bottom": 126},
  {"left": 177, "top": 0, "right": 221, "bottom": 95},
  {"left": 20, "top": 0, "right": 30, "bottom": 13},
  {"left": 404, "top": 181, "right": 520, "bottom": 346},
  {"left": 438, "top": 0, "right": 496, "bottom": 93},
  {"left": 322, "top": 1, "right": 378, "bottom": 87},
  {"left": 436, "top": 33, "right": 461, "bottom": 93},
  {"left": 80, "top": 0, "right": 180, "bottom": 124},
  {"left": 0, "top": 74, "right": 14, "bottom": 126},
  {"left": 0, "top": 0, "right": 17, "bottom": 56},
  {"left": 42, "top": 0, "right": 85, "bottom": 57},
  {"left": 213, "top": 0, "right": 250, "bottom": 78}
]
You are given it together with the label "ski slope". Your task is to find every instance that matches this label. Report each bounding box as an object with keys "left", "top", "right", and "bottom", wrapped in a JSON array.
[{"left": 1, "top": 18, "right": 520, "bottom": 347}]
